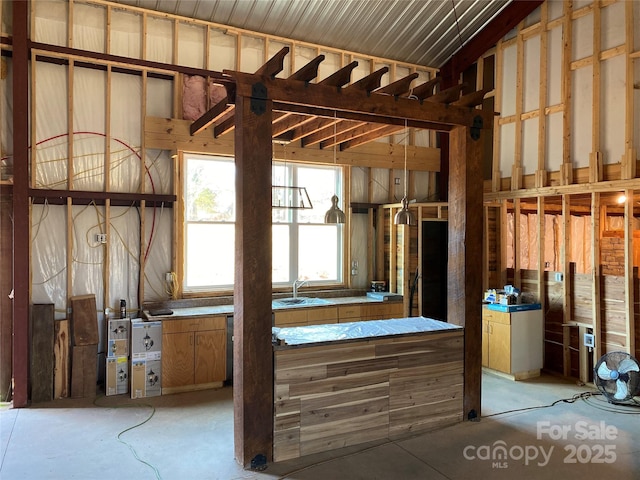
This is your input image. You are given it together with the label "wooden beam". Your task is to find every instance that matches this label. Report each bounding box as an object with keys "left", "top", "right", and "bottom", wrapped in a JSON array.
[
  {"left": 11, "top": 0, "right": 30, "bottom": 408},
  {"left": 561, "top": 195, "right": 571, "bottom": 376},
  {"left": 319, "top": 61, "right": 358, "bottom": 88},
  {"left": 289, "top": 54, "right": 325, "bottom": 82},
  {"left": 190, "top": 96, "right": 233, "bottom": 136},
  {"left": 233, "top": 93, "right": 274, "bottom": 468},
  {"left": 227, "top": 71, "right": 493, "bottom": 129},
  {"left": 254, "top": 46, "right": 289, "bottom": 78},
  {"left": 448, "top": 124, "right": 484, "bottom": 420},
  {"left": 410, "top": 77, "right": 441, "bottom": 100},
  {"left": 375, "top": 72, "right": 419, "bottom": 96},
  {"left": 591, "top": 193, "right": 602, "bottom": 363},
  {"left": 425, "top": 84, "right": 465, "bottom": 105},
  {"left": 340, "top": 125, "right": 404, "bottom": 150},
  {"left": 346, "top": 67, "right": 389, "bottom": 93}
]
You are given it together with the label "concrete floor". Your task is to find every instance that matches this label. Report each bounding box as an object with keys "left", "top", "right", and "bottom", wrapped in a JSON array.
[{"left": 1, "top": 372, "right": 639, "bottom": 480}]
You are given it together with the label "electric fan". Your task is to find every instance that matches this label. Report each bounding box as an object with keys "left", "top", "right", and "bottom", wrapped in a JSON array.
[{"left": 594, "top": 351, "right": 640, "bottom": 404}]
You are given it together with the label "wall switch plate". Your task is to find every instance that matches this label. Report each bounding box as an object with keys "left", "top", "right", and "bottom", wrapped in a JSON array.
[
  {"left": 96, "top": 233, "right": 107, "bottom": 243},
  {"left": 583, "top": 333, "right": 594, "bottom": 348}
]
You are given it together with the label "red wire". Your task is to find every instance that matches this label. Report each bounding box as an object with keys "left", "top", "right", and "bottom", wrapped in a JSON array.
[{"left": 2, "top": 131, "right": 159, "bottom": 261}]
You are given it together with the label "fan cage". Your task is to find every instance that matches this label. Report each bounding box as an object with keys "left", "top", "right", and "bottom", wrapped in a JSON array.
[{"left": 594, "top": 352, "right": 640, "bottom": 404}]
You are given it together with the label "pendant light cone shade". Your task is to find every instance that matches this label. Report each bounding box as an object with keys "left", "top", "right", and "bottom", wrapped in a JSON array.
[
  {"left": 325, "top": 111, "right": 345, "bottom": 224},
  {"left": 394, "top": 120, "right": 416, "bottom": 226},
  {"left": 394, "top": 196, "right": 416, "bottom": 225},
  {"left": 325, "top": 194, "right": 346, "bottom": 223}
]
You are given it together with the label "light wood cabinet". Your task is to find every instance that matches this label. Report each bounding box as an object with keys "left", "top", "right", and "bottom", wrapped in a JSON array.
[
  {"left": 162, "top": 316, "right": 226, "bottom": 394},
  {"left": 482, "top": 306, "right": 543, "bottom": 380},
  {"left": 274, "top": 302, "right": 404, "bottom": 327}
]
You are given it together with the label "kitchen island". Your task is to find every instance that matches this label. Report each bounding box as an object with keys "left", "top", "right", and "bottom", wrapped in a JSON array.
[{"left": 272, "top": 317, "right": 464, "bottom": 461}]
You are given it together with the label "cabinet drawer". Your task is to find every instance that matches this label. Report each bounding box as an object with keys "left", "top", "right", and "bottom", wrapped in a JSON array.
[
  {"left": 274, "top": 309, "right": 307, "bottom": 327},
  {"left": 307, "top": 307, "right": 338, "bottom": 322},
  {"left": 482, "top": 308, "right": 511, "bottom": 325},
  {"left": 162, "top": 316, "right": 226, "bottom": 334},
  {"left": 338, "top": 305, "right": 361, "bottom": 320}
]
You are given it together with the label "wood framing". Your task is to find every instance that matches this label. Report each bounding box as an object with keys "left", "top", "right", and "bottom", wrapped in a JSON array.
[{"left": 448, "top": 124, "right": 484, "bottom": 420}]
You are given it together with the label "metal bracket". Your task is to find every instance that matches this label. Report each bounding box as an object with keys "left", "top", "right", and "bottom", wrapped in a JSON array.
[
  {"left": 470, "top": 115, "right": 483, "bottom": 141},
  {"left": 250, "top": 82, "right": 267, "bottom": 116}
]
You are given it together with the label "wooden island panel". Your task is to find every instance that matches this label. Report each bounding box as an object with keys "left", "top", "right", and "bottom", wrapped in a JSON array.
[{"left": 273, "top": 329, "right": 463, "bottom": 461}]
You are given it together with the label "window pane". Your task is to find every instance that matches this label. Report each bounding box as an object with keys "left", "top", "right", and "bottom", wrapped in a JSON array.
[
  {"left": 297, "top": 166, "right": 340, "bottom": 223},
  {"left": 272, "top": 224, "right": 290, "bottom": 283},
  {"left": 186, "top": 158, "right": 235, "bottom": 221},
  {"left": 185, "top": 223, "right": 234, "bottom": 287},
  {"left": 298, "top": 225, "right": 339, "bottom": 281}
]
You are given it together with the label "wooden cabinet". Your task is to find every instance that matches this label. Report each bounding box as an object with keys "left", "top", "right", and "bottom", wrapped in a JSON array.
[
  {"left": 482, "top": 307, "right": 543, "bottom": 380},
  {"left": 274, "top": 306, "right": 338, "bottom": 327},
  {"left": 273, "top": 301, "right": 404, "bottom": 327},
  {"left": 361, "top": 302, "right": 404, "bottom": 321},
  {"left": 162, "top": 316, "right": 226, "bottom": 394}
]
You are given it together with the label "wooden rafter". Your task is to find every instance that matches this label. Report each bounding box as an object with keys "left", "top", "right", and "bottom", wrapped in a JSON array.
[{"left": 192, "top": 50, "right": 490, "bottom": 147}]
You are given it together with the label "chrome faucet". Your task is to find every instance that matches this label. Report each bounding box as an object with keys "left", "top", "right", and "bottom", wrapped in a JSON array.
[{"left": 293, "top": 279, "right": 308, "bottom": 299}]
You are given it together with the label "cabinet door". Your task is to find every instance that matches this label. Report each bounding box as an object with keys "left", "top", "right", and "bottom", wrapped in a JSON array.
[
  {"left": 162, "top": 332, "right": 195, "bottom": 388},
  {"left": 194, "top": 330, "right": 226, "bottom": 384},
  {"left": 488, "top": 321, "right": 511, "bottom": 373}
]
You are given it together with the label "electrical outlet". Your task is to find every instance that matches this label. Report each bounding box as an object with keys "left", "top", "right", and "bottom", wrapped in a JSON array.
[
  {"left": 583, "top": 333, "right": 594, "bottom": 348},
  {"left": 96, "top": 233, "right": 107, "bottom": 243},
  {"left": 554, "top": 272, "right": 563, "bottom": 282},
  {"left": 394, "top": 178, "right": 401, "bottom": 185},
  {"left": 165, "top": 272, "right": 173, "bottom": 283}
]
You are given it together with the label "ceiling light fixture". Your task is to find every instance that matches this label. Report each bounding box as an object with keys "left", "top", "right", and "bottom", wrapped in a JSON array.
[
  {"left": 394, "top": 119, "right": 416, "bottom": 226},
  {"left": 324, "top": 111, "right": 346, "bottom": 224}
]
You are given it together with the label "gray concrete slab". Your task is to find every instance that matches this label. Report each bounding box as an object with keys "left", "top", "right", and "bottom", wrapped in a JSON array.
[{"left": 1, "top": 373, "right": 639, "bottom": 480}]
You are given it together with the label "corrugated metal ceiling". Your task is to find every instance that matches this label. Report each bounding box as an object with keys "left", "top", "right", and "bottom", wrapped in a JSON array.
[{"left": 109, "top": 0, "right": 512, "bottom": 68}]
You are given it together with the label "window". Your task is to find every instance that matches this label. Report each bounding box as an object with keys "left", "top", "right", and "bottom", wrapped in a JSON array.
[{"left": 184, "top": 154, "right": 343, "bottom": 292}]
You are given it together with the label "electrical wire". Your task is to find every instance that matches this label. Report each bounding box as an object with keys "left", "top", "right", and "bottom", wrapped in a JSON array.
[{"left": 93, "top": 395, "right": 162, "bottom": 480}]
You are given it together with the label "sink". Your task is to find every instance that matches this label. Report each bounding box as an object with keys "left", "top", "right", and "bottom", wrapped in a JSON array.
[{"left": 272, "top": 297, "right": 330, "bottom": 306}]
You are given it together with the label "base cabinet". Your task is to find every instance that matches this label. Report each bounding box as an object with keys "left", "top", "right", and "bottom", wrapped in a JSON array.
[
  {"left": 482, "top": 307, "right": 543, "bottom": 379},
  {"left": 162, "top": 316, "right": 226, "bottom": 394},
  {"left": 273, "top": 302, "right": 404, "bottom": 327}
]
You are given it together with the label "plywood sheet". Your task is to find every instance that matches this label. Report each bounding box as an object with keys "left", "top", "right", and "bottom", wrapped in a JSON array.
[
  {"left": 30, "top": 304, "right": 55, "bottom": 403},
  {"left": 54, "top": 319, "right": 70, "bottom": 398},
  {"left": 70, "top": 294, "right": 99, "bottom": 346},
  {"left": 71, "top": 344, "right": 97, "bottom": 398}
]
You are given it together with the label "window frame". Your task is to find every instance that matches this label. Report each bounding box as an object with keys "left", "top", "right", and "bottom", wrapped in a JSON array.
[{"left": 179, "top": 152, "right": 346, "bottom": 296}]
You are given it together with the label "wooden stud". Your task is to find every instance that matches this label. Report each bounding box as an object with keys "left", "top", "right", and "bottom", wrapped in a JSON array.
[
  {"left": 417, "top": 205, "right": 423, "bottom": 316},
  {"left": 141, "top": 12, "right": 147, "bottom": 61},
  {"left": 589, "top": 152, "right": 603, "bottom": 183},
  {"left": 500, "top": 200, "right": 508, "bottom": 287},
  {"left": 537, "top": 197, "right": 546, "bottom": 312},
  {"left": 536, "top": 3, "right": 548, "bottom": 188},
  {"left": 376, "top": 207, "right": 385, "bottom": 282},
  {"left": 68, "top": 60, "right": 75, "bottom": 190},
  {"left": 344, "top": 166, "right": 352, "bottom": 288},
  {"left": 389, "top": 208, "right": 397, "bottom": 294},
  {"left": 106, "top": 65, "right": 112, "bottom": 192},
  {"left": 492, "top": 39, "right": 503, "bottom": 193},
  {"left": 513, "top": 22, "right": 524, "bottom": 191},
  {"left": 624, "top": 190, "right": 635, "bottom": 354},
  {"left": 30, "top": 54, "right": 37, "bottom": 188},
  {"left": 561, "top": 2, "right": 573, "bottom": 186},
  {"left": 592, "top": 1, "right": 601, "bottom": 156},
  {"left": 66, "top": 197, "right": 73, "bottom": 314},
  {"left": 625, "top": 0, "right": 633, "bottom": 157},
  {"left": 173, "top": 151, "right": 183, "bottom": 299},
  {"left": 591, "top": 192, "right": 602, "bottom": 363},
  {"left": 561, "top": 194, "right": 571, "bottom": 376},
  {"left": 513, "top": 198, "right": 521, "bottom": 289}
]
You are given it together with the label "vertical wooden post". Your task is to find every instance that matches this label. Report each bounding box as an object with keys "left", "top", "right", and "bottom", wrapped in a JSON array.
[
  {"left": 233, "top": 92, "right": 273, "bottom": 468},
  {"left": 624, "top": 190, "right": 635, "bottom": 355},
  {"left": 12, "top": 0, "right": 30, "bottom": 408},
  {"left": 448, "top": 123, "right": 484, "bottom": 420},
  {"left": 591, "top": 193, "right": 602, "bottom": 363},
  {"left": 561, "top": 195, "right": 572, "bottom": 376},
  {"left": 537, "top": 197, "right": 546, "bottom": 312}
]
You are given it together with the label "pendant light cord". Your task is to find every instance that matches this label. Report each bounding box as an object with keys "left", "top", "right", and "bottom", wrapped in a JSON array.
[{"left": 403, "top": 119, "right": 408, "bottom": 200}]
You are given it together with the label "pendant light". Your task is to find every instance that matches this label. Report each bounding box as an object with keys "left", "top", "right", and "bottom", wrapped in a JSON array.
[
  {"left": 324, "top": 111, "right": 346, "bottom": 224},
  {"left": 394, "top": 119, "right": 416, "bottom": 226}
]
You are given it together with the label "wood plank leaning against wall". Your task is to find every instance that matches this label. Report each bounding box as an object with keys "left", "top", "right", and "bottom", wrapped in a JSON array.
[{"left": 482, "top": 0, "right": 640, "bottom": 378}]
